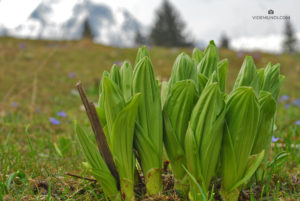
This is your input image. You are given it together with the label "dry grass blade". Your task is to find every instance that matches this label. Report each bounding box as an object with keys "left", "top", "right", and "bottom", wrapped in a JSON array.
[
  {"left": 76, "top": 81, "right": 120, "bottom": 189},
  {"left": 66, "top": 172, "right": 97, "bottom": 182}
]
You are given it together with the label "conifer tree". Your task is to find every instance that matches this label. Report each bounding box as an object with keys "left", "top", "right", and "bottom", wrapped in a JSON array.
[
  {"left": 220, "top": 33, "right": 230, "bottom": 49},
  {"left": 283, "top": 20, "right": 297, "bottom": 53},
  {"left": 82, "top": 19, "right": 93, "bottom": 39},
  {"left": 150, "top": 0, "right": 192, "bottom": 47}
]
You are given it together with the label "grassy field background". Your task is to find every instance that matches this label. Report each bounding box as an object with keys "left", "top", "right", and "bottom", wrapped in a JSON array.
[{"left": 0, "top": 37, "right": 299, "bottom": 200}]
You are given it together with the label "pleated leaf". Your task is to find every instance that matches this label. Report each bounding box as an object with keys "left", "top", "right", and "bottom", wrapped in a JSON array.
[
  {"left": 133, "top": 56, "right": 163, "bottom": 194},
  {"left": 135, "top": 46, "right": 150, "bottom": 65},
  {"left": 163, "top": 80, "right": 198, "bottom": 179},
  {"left": 198, "top": 73, "right": 208, "bottom": 93},
  {"left": 233, "top": 56, "right": 259, "bottom": 94},
  {"left": 185, "top": 83, "right": 225, "bottom": 193},
  {"left": 111, "top": 93, "right": 141, "bottom": 200},
  {"left": 103, "top": 77, "right": 126, "bottom": 145},
  {"left": 75, "top": 123, "right": 120, "bottom": 200},
  {"left": 110, "top": 64, "right": 122, "bottom": 89},
  {"left": 160, "top": 81, "right": 169, "bottom": 109},
  {"left": 230, "top": 150, "right": 265, "bottom": 191},
  {"left": 97, "top": 71, "right": 110, "bottom": 127},
  {"left": 168, "top": 53, "right": 197, "bottom": 92},
  {"left": 120, "top": 61, "right": 133, "bottom": 102},
  {"left": 262, "top": 63, "right": 285, "bottom": 100},
  {"left": 217, "top": 58, "right": 228, "bottom": 92},
  {"left": 192, "top": 48, "right": 204, "bottom": 64},
  {"left": 221, "top": 87, "right": 260, "bottom": 192},
  {"left": 252, "top": 91, "right": 276, "bottom": 161},
  {"left": 197, "top": 40, "right": 219, "bottom": 78},
  {"left": 256, "top": 68, "right": 265, "bottom": 91}
]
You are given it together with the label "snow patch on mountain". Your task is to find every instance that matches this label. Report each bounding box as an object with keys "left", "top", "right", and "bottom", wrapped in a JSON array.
[{"left": 0, "top": 0, "right": 144, "bottom": 47}]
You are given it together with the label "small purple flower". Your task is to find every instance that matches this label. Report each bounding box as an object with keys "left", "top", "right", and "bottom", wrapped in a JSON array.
[
  {"left": 11, "top": 102, "right": 19, "bottom": 108},
  {"left": 19, "top": 42, "right": 26, "bottom": 50},
  {"left": 295, "top": 120, "right": 300, "bottom": 126},
  {"left": 279, "top": 95, "right": 289, "bottom": 102},
  {"left": 254, "top": 52, "right": 260, "bottom": 60},
  {"left": 284, "top": 103, "right": 290, "bottom": 109},
  {"left": 49, "top": 117, "right": 60, "bottom": 125},
  {"left": 237, "top": 51, "right": 244, "bottom": 58},
  {"left": 113, "top": 61, "right": 121, "bottom": 66},
  {"left": 292, "top": 98, "right": 300, "bottom": 107},
  {"left": 272, "top": 136, "right": 280, "bottom": 142},
  {"left": 57, "top": 111, "right": 67, "bottom": 117},
  {"left": 68, "top": 72, "right": 76, "bottom": 78}
]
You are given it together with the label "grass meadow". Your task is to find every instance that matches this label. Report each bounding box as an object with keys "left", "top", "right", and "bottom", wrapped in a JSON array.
[{"left": 0, "top": 37, "right": 299, "bottom": 200}]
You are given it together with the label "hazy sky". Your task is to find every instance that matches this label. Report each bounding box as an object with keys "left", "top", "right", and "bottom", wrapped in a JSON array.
[{"left": 0, "top": 0, "right": 299, "bottom": 51}]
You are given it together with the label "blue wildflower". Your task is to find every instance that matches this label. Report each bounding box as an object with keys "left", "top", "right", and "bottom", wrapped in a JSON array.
[
  {"left": 295, "top": 120, "right": 300, "bottom": 126},
  {"left": 237, "top": 51, "right": 243, "bottom": 58},
  {"left": 11, "top": 102, "right": 19, "bottom": 107},
  {"left": 49, "top": 117, "right": 60, "bottom": 125},
  {"left": 68, "top": 72, "right": 76, "bottom": 78},
  {"left": 113, "top": 61, "right": 121, "bottom": 66},
  {"left": 19, "top": 43, "right": 26, "bottom": 50},
  {"left": 57, "top": 111, "right": 67, "bottom": 117},
  {"left": 284, "top": 103, "right": 290, "bottom": 109},
  {"left": 271, "top": 136, "right": 280, "bottom": 142},
  {"left": 292, "top": 98, "right": 300, "bottom": 107},
  {"left": 279, "top": 95, "right": 289, "bottom": 102}
]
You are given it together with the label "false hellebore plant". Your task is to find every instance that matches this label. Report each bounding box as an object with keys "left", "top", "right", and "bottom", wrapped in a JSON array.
[
  {"left": 75, "top": 41, "right": 284, "bottom": 201},
  {"left": 133, "top": 47, "right": 164, "bottom": 195}
]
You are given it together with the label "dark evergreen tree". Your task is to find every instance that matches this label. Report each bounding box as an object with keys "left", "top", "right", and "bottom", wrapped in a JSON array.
[
  {"left": 82, "top": 19, "right": 93, "bottom": 39},
  {"left": 282, "top": 20, "right": 297, "bottom": 53},
  {"left": 220, "top": 33, "right": 230, "bottom": 49},
  {"left": 135, "top": 29, "right": 147, "bottom": 45},
  {"left": 150, "top": 0, "right": 192, "bottom": 47}
]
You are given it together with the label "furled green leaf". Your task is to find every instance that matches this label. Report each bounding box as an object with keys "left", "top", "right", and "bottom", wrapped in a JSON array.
[
  {"left": 262, "top": 63, "right": 284, "bottom": 100},
  {"left": 206, "top": 71, "right": 219, "bottom": 87},
  {"left": 96, "top": 71, "right": 110, "bottom": 127},
  {"left": 198, "top": 73, "right": 208, "bottom": 93},
  {"left": 192, "top": 48, "right": 204, "bottom": 64},
  {"left": 217, "top": 58, "right": 228, "bottom": 92},
  {"left": 230, "top": 150, "right": 265, "bottom": 191},
  {"left": 163, "top": 80, "right": 198, "bottom": 180},
  {"left": 133, "top": 56, "right": 163, "bottom": 194},
  {"left": 185, "top": 83, "right": 225, "bottom": 194},
  {"left": 256, "top": 68, "right": 265, "bottom": 91},
  {"left": 252, "top": 91, "right": 276, "bottom": 161},
  {"left": 111, "top": 93, "right": 141, "bottom": 201},
  {"left": 110, "top": 64, "right": 122, "bottom": 89},
  {"left": 160, "top": 81, "right": 169, "bottom": 109},
  {"left": 75, "top": 123, "right": 120, "bottom": 200},
  {"left": 197, "top": 40, "right": 219, "bottom": 77},
  {"left": 233, "top": 56, "right": 259, "bottom": 94},
  {"left": 135, "top": 46, "right": 150, "bottom": 65},
  {"left": 120, "top": 61, "right": 133, "bottom": 102},
  {"left": 168, "top": 53, "right": 197, "bottom": 92},
  {"left": 103, "top": 77, "right": 126, "bottom": 145},
  {"left": 221, "top": 87, "right": 260, "bottom": 200}
]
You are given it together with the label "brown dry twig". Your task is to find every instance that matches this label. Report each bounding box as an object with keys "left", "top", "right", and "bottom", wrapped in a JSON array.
[{"left": 76, "top": 81, "right": 120, "bottom": 189}]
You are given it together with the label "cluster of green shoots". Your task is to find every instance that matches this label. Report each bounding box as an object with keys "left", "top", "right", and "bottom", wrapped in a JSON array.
[{"left": 75, "top": 40, "right": 284, "bottom": 201}]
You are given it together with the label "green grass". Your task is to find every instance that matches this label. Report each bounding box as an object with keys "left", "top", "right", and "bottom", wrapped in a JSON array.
[{"left": 0, "top": 37, "right": 299, "bottom": 200}]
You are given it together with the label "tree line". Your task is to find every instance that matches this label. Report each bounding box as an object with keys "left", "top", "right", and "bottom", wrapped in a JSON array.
[{"left": 83, "top": 0, "right": 298, "bottom": 53}]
